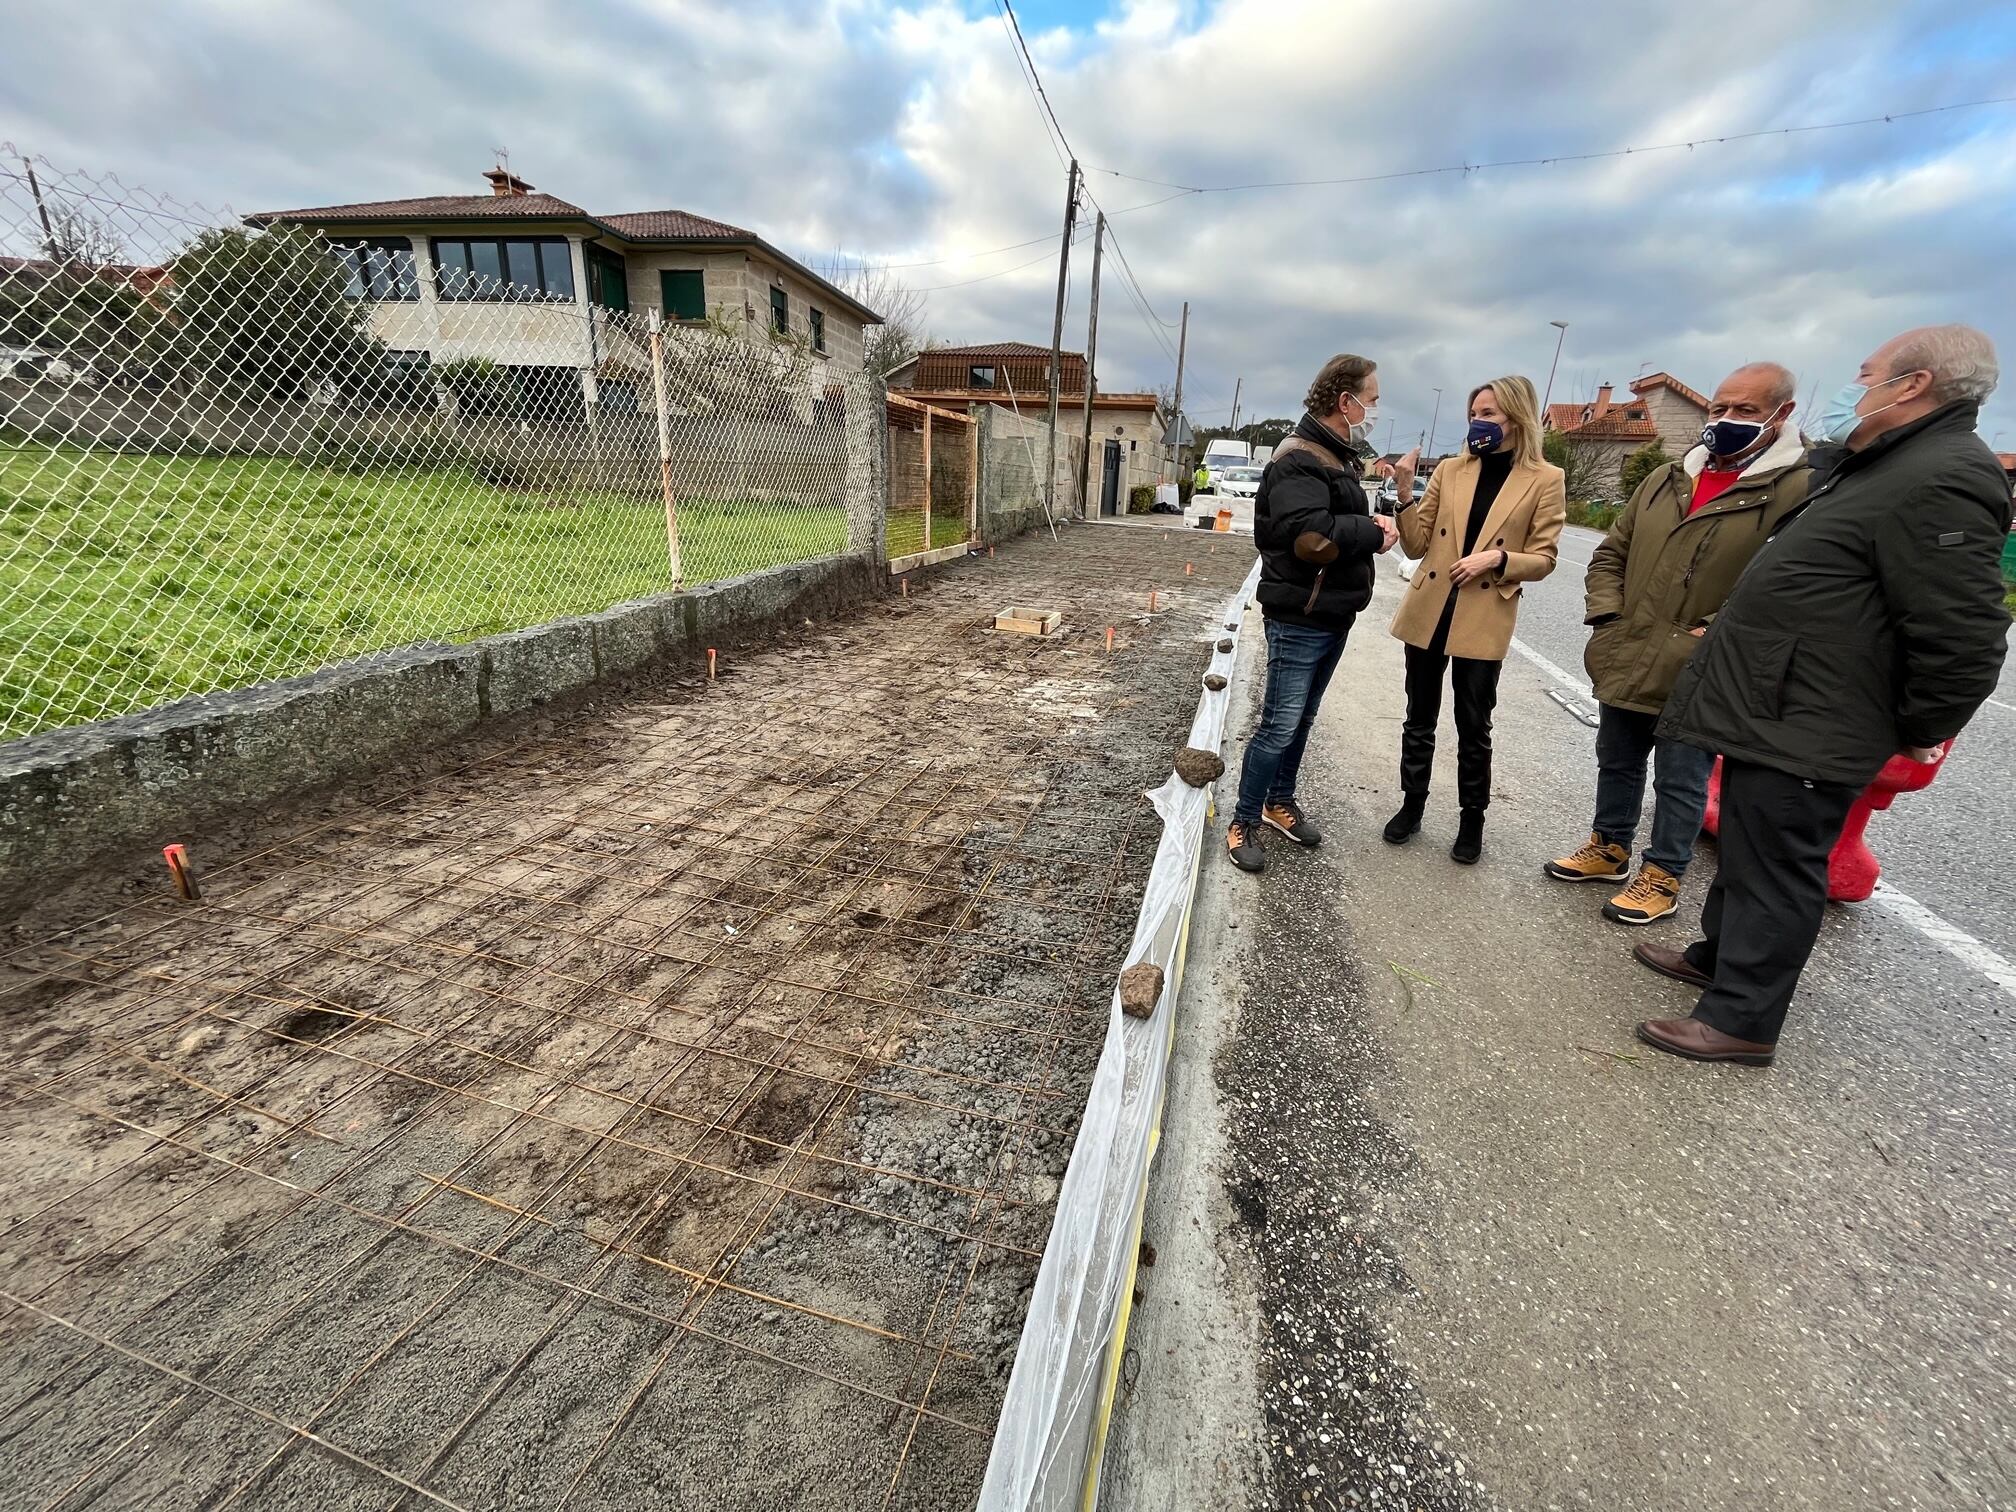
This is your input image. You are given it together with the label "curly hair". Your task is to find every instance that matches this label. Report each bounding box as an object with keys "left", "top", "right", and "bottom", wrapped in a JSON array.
[{"left": 1305, "top": 354, "right": 1376, "bottom": 419}]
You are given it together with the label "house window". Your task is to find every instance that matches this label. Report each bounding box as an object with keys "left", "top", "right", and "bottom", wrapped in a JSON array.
[
  {"left": 770, "top": 286, "right": 788, "bottom": 335},
  {"left": 660, "top": 270, "right": 705, "bottom": 321},
  {"left": 331, "top": 239, "right": 418, "bottom": 301},
  {"left": 432, "top": 237, "right": 576, "bottom": 301},
  {"left": 969, "top": 365, "right": 997, "bottom": 389},
  {"left": 586, "top": 246, "right": 628, "bottom": 312},
  {"left": 810, "top": 308, "right": 826, "bottom": 354}
]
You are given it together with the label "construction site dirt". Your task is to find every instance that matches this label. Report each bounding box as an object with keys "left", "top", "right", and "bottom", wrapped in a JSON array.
[{"left": 0, "top": 526, "right": 1255, "bottom": 1512}]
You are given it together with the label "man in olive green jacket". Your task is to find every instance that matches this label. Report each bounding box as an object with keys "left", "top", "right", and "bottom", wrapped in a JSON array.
[{"left": 1545, "top": 363, "right": 1811, "bottom": 923}]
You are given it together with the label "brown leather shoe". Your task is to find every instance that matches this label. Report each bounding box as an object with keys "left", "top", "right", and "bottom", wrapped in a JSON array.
[
  {"left": 1636, "top": 1016, "right": 1776, "bottom": 1066},
  {"left": 1633, "top": 941, "right": 1712, "bottom": 990}
]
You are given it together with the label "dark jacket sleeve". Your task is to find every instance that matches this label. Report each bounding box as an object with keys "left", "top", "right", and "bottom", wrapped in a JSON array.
[
  {"left": 1874, "top": 477, "right": 2013, "bottom": 747},
  {"left": 1267, "top": 460, "right": 1383, "bottom": 560}
]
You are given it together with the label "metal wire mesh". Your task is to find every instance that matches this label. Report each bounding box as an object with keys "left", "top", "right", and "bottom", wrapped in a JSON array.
[
  {"left": 884, "top": 396, "right": 974, "bottom": 562},
  {"left": 0, "top": 147, "right": 882, "bottom": 744}
]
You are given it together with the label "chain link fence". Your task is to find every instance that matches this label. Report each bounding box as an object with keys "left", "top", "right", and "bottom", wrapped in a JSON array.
[{"left": 1, "top": 147, "right": 882, "bottom": 744}]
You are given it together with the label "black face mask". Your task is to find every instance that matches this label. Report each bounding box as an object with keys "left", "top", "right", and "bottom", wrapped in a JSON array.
[{"left": 1701, "top": 417, "right": 1769, "bottom": 459}]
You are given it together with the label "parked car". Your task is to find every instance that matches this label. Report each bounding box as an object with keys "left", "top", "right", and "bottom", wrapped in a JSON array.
[{"left": 1217, "top": 466, "right": 1262, "bottom": 499}]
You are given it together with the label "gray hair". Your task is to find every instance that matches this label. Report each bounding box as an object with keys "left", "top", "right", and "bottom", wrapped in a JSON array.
[
  {"left": 1732, "top": 361, "right": 1798, "bottom": 409},
  {"left": 1888, "top": 324, "right": 2000, "bottom": 405}
]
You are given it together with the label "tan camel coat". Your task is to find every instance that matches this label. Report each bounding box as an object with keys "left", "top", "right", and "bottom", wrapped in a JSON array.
[{"left": 1390, "top": 451, "right": 1567, "bottom": 661}]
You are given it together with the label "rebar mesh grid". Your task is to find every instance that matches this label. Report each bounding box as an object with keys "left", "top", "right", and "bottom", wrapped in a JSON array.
[
  {"left": 0, "top": 527, "right": 1254, "bottom": 1510},
  {"left": 0, "top": 146, "right": 879, "bottom": 743}
]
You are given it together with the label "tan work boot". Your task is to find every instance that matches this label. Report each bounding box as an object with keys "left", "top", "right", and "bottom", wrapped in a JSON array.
[
  {"left": 1543, "top": 832, "right": 1629, "bottom": 883},
  {"left": 1604, "top": 863, "right": 1681, "bottom": 925}
]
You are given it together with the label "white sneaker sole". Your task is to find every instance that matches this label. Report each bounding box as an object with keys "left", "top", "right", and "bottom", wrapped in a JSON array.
[
  {"left": 1604, "top": 903, "right": 1677, "bottom": 926},
  {"left": 1262, "top": 814, "right": 1319, "bottom": 846},
  {"left": 1544, "top": 864, "right": 1628, "bottom": 883}
]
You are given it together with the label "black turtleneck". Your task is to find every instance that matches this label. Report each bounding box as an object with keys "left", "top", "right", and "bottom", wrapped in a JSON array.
[{"left": 1464, "top": 450, "right": 1514, "bottom": 556}]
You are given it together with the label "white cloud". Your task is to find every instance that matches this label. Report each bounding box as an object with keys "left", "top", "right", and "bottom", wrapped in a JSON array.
[{"left": 2, "top": 0, "right": 2011, "bottom": 440}]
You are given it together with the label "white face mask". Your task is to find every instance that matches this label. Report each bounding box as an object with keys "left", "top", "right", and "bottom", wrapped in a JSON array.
[{"left": 1345, "top": 396, "right": 1377, "bottom": 446}]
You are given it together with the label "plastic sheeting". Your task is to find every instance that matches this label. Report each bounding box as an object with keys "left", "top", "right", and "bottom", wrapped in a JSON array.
[{"left": 977, "top": 559, "right": 1264, "bottom": 1512}]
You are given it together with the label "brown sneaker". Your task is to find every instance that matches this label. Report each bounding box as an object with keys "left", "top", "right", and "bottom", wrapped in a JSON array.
[
  {"left": 1604, "top": 863, "right": 1681, "bottom": 925},
  {"left": 1227, "top": 820, "right": 1265, "bottom": 874},
  {"left": 1544, "top": 832, "right": 1630, "bottom": 883},
  {"left": 1262, "top": 799, "right": 1323, "bottom": 848},
  {"left": 1632, "top": 942, "right": 1713, "bottom": 990},
  {"left": 1635, "top": 1016, "right": 1775, "bottom": 1066}
]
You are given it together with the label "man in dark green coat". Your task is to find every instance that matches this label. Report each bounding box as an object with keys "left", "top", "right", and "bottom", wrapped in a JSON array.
[
  {"left": 1635, "top": 325, "right": 2012, "bottom": 1065},
  {"left": 1546, "top": 363, "right": 1810, "bottom": 926}
]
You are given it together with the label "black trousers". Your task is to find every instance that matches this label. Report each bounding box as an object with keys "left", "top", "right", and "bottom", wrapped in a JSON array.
[
  {"left": 1683, "top": 757, "right": 1859, "bottom": 1044},
  {"left": 1400, "top": 598, "right": 1502, "bottom": 811}
]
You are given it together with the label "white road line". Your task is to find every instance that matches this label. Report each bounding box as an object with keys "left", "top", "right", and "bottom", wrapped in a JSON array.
[
  {"left": 1505, "top": 637, "right": 2016, "bottom": 1006},
  {"left": 1867, "top": 884, "right": 2016, "bottom": 1003},
  {"left": 1984, "top": 696, "right": 2016, "bottom": 715},
  {"left": 1508, "top": 636, "right": 1587, "bottom": 699}
]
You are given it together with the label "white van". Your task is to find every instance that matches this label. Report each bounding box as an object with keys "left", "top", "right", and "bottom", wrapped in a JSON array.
[{"left": 1201, "top": 439, "right": 1252, "bottom": 473}]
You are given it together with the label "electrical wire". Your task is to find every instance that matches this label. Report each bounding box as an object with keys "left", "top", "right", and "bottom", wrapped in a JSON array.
[
  {"left": 997, "top": 0, "right": 1077, "bottom": 165},
  {"left": 1087, "top": 93, "right": 2016, "bottom": 196}
]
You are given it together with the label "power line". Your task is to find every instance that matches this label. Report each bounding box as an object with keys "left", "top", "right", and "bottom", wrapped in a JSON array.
[
  {"left": 1087, "top": 93, "right": 2016, "bottom": 197},
  {"left": 996, "top": 0, "right": 1077, "bottom": 165}
]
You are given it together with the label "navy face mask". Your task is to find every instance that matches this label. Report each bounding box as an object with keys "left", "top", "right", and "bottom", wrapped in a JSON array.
[
  {"left": 1466, "top": 419, "right": 1504, "bottom": 456},
  {"left": 1701, "top": 418, "right": 1767, "bottom": 458}
]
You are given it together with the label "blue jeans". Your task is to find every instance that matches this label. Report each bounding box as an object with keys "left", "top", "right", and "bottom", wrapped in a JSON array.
[
  {"left": 1592, "top": 703, "right": 1716, "bottom": 876},
  {"left": 1234, "top": 619, "right": 1349, "bottom": 824}
]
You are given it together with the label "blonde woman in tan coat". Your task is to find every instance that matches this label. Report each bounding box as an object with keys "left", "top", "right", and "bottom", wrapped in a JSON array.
[{"left": 1382, "top": 375, "right": 1566, "bottom": 862}]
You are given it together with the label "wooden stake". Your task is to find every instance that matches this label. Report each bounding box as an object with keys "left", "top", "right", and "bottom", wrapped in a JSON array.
[
  {"left": 1185, "top": 561, "right": 1194, "bottom": 575},
  {"left": 707, "top": 648, "right": 717, "bottom": 681},
  {"left": 1106, "top": 626, "right": 1115, "bottom": 654},
  {"left": 1148, "top": 588, "right": 1158, "bottom": 613},
  {"left": 163, "top": 844, "right": 199, "bottom": 902},
  {"left": 901, "top": 577, "right": 910, "bottom": 598}
]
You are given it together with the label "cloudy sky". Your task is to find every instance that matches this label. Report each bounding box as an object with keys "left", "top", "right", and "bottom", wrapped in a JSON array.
[{"left": 6, "top": 0, "right": 2015, "bottom": 448}]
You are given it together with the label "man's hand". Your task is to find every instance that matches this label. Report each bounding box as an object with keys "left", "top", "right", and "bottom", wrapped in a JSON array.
[
  {"left": 1375, "top": 515, "right": 1400, "bottom": 554},
  {"left": 1687, "top": 625, "right": 1707, "bottom": 638},
  {"left": 1449, "top": 549, "right": 1500, "bottom": 586},
  {"left": 1903, "top": 744, "right": 1944, "bottom": 764}
]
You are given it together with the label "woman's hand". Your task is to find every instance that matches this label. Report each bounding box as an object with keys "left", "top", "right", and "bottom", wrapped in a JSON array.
[
  {"left": 1393, "top": 447, "right": 1420, "bottom": 500},
  {"left": 1449, "top": 550, "right": 1503, "bottom": 587}
]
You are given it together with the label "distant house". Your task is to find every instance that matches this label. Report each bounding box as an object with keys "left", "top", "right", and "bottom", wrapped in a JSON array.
[
  {"left": 887, "top": 341, "right": 1170, "bottom": 515},
  {"left": 246, "top": 166, "right": 881, "bottom": 413},
  {"left": 1546, "top": 371, "right": 1709, "bottom": 499}
]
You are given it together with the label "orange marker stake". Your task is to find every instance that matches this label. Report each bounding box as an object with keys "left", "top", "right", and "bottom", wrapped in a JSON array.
[
  {"left": 163, "top": 844, "right": 200, "bottom": 902},
  {"left": 1106, "top": 626, "right": 1115, "bottom": 654},
  {"left": 901, "top": 577, "right": 910, "bottom": 598},
  {"left": 989, "top": 545, "right": 996, "bottom": 558},
  {"left": 707, "top": 647, "right": 717, "bottom": 681},
  {"left": 1185, "top": 561, "right": 1194, "bottom": 576},
  {"left": 1148, "top": 588, "right": 1158, "bottom": 613}
]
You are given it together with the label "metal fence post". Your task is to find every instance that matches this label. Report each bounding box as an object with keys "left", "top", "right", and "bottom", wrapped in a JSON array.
[
  {"left": 922, "top": 407, "right": 933, "bottom": 553},
  {"left": 969, "top": 409, "right": 980, "bottom": 541},
  {"left": 647, "top": 309, "right": 684, "bottom": 588}
]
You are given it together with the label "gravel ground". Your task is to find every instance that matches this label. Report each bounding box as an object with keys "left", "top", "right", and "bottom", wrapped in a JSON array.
[{"left": 0, "top": 525, "right": 1255, "bottom": 1511}]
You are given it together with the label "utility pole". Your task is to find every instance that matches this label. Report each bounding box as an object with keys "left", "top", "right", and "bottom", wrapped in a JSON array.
[
  {"left": 1076, "top": 212, "right": 1105, "bottom": 518},
  {"left": 1043, "top": 158, "right": 1080, "bottom": 523},
  {"left": 1425, "top": 387, "right": 1443, "bottom": 468},
  {"left": 1384, "top": 418, "right": 1396, "bottom": 457},
  {"left": 1171, "top": 300, "right": 1189, "bottom": 486},
  {"left": 1227, "top": 376, "right": 1242, "bottom": 432},
  {"left": 21, "top": 156, "right": 57, "bottom": 259},
  {"left": 1541, "top": 320, "right": 1569, "bottom": 419}
]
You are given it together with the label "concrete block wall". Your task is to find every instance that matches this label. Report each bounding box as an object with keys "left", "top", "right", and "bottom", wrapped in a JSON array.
[{"left": 0, "top": 555, "right": 883, "bottom": 911}]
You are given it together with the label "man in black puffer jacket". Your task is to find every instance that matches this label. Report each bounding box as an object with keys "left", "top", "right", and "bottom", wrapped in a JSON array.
[
  {"left": 1227, "top": 353, "right": 1415, "bottom": 873},
  {"left": 1636, "top": 325, "right": 2012, "bottom": 1065}
]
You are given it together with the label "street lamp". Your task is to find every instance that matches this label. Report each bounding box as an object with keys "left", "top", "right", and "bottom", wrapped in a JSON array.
[
  {"left": 1425, "top": 388, "right": 1443, "bottom": 466},
  {"left": 1541, "top": 320, "right": 1569, "bottom": 420}
]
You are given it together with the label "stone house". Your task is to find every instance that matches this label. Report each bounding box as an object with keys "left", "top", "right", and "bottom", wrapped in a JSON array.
[
  {"left": 887, "top": 341, "right": 1172, "bottom": 515},
  {"left": 1545, "top": 371, "right": 1710, "bottom": 500},
  {"left": 247, "top": 167, "right": 881, "bottom": 413}
]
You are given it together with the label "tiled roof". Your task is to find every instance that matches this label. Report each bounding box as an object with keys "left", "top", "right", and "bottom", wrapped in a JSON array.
[
  {"left": 1569, "top": 412, "right": 1659, "bottom": 441},
  {"left": 0, "top": 254, "right": 169, "bottom": 291},
  {"left": 598, "top": 209, "right": 755, "bottom": 242},
  {"left": 926, "top": 341, "right": 1065, "bottom": 357},
  {"left": 248, "top": 193, "right": 594, "bottom": 224},
  {"left": 1630, "top": 371, "right": 1709, "bottom": 409},
  {"left": 1996, "top": 451, "right": 2016, "bottom": 473},
  {"left": 1544, "top": 402, "right": 1587, "bottom": 431}
]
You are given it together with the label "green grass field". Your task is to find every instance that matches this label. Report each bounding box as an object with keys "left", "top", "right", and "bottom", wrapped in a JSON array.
[
  {"left": 884, "top": 508, "right": 973, "bottom": 560},
  {"left": 1, "top": 445, "right": 849, "bottom": 740}
]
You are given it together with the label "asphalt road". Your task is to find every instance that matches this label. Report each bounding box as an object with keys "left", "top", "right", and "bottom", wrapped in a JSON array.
[{"left": 1109, "top": 543, "right": 2016, "bottom": 1511}]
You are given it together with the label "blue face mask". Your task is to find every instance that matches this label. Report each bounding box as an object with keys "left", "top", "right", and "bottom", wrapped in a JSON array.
[
  {"left": 1466, "top": 419, "right": 1504, "bottom": 456},
  {"left": 1814, "top": 372, "right": 1918, "bottom": 446}
]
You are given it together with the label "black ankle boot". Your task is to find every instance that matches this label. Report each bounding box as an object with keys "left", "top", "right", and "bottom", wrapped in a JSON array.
[
  {"left": 1383, "top": 795, "right": 1427, "bottom": 845},
  {"left": 1451, "top": 807, "right": 1485, "bottom": 865}
]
